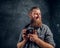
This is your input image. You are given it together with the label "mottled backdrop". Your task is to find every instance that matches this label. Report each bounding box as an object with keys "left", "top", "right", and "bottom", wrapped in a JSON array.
[{"left": 0, "top": 0, "right": 60, "bottom": 48}]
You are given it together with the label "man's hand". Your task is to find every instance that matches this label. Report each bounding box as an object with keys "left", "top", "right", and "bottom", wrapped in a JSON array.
[
  {"left": 28, "top": 30, "right": 39, "bottom": 42},
  {"left": 22, "top": 29, "right": 29, "bottom": 41}
]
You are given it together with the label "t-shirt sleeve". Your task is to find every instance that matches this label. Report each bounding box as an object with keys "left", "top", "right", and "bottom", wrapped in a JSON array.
[
  {"left": 44, "top": 26, "right": 56, "bottom": 47},
  {"left": 18, "top": 31, "right": 23, "bottom": 42}
]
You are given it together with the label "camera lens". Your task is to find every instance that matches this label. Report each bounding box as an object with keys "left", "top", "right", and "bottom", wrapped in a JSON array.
[{"left": 26, "top": 29, "right": 33, "bottom": 35}]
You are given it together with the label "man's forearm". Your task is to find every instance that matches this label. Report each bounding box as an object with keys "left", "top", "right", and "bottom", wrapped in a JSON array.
[
  {"left": 17, "top": 40, "right": 27, "bottom": 48},
  {"left": 35, "top": 38, "right": 54, "bottom": 48}
]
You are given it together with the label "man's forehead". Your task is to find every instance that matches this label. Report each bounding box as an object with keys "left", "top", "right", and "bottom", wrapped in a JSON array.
[{"left": 32, "top": 9, "right": 41, "bottom": 13}]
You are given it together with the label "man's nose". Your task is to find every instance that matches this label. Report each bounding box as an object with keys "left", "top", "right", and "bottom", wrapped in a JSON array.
[{"left": 33, "top": 15, "right": 38, "bottom": 18}]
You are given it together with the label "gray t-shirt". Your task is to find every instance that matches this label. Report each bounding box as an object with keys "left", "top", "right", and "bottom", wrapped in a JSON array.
[{"left": 18, "top": 24, "right": 55, "bottom": 48}]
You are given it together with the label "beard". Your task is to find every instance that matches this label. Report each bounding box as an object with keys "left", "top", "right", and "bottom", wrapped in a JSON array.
[{"left": 31, "top": 18, "right": 42, "bottom": 27}]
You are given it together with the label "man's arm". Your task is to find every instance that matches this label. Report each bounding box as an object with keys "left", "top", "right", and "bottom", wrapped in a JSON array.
[
  {"left": 35, "top": 37, "right": 54, "bottom": 48},
  {"left": 17, "top": 40, "right": 27, "bottom": 48},
  {"left": 17, "top": 29, "right": 28, "bottom": 48},
  {"left": 29, "top": 34, "right": 54, "bottom": 48},
  {"left": 35, "top": 25, "right": 55, "bottom": 48}
]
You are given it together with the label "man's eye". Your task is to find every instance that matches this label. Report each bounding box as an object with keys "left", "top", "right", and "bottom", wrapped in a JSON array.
[{"left": 34, "top": 13, "right": 37, "bottom": 15}]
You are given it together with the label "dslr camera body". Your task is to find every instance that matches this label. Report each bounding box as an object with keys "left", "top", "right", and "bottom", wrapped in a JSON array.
[{"left": 26, "top": 28, "right": 34, "bottom": 35}]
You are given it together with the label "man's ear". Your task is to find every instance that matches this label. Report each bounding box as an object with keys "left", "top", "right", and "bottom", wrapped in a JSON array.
[{"left": 28, "top": 12, "right": 32, "bottom": 18}]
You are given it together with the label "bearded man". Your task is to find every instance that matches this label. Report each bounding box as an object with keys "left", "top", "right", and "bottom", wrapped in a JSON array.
[{"left": 17, "top": 6, "right": 55, "bottom": 48}]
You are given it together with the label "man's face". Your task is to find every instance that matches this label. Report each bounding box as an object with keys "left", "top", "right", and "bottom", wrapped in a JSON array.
[{"left": 29, "top": 9, "right": 42, "bottom": 23}]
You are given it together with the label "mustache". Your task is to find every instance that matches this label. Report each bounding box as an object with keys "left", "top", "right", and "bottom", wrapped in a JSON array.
[{"left": 30, "top": 19, "right": 40, "bottom": 24}]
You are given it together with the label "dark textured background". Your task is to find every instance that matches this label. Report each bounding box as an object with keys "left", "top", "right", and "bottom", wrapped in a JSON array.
[{"left": 0, "top": 0, "right": 60, "bottom": 48}]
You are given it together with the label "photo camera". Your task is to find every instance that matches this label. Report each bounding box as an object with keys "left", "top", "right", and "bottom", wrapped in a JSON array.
[{"left": 26, "top": 29, "right": 34, "bottom": 35}]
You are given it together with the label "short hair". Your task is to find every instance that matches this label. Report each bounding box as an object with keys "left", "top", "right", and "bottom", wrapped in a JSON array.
[{"left": 29, "top": 6, "right": 40, "bottom": 12}]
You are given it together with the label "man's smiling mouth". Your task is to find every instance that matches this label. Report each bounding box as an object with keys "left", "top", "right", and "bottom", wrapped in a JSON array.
[{"left": 36, "top": 16, "right": 39, "bottom": 19}]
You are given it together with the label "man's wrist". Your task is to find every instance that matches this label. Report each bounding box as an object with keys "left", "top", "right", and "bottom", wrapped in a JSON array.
[
  {"left": 34, "top": 37, "right": 39, "bottom": 42},
  {"left": 23, "top": 39, "right": 27, "bottom": 43}
]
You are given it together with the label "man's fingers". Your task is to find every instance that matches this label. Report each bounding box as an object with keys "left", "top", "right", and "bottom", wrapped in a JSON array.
[
  {"left": 28, "top": 34, "right": 33, "bottom": 37},
  {"left": 33, "top": 30, "right": 37, "bottom": 35},
  {"left": 22, "top": 29, "right": 26, "bottom": 32},
  {"left": 22, "top": 29, "right": 27, "bottom": 35},
  {"left": 23, "top": 35, "right": 26, "bottom": 37}
]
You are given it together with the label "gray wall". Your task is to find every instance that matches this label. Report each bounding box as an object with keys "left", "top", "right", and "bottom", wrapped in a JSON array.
[{"left": 0, "top": 0, "right": 60, "bottom": 48}]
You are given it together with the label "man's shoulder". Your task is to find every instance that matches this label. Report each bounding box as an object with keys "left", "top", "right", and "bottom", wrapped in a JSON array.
[
  {"left": 24, "top": 23, "right": 30, "bottom": 28},
  {"left": 42, "top": 24, "right": 50, "bottom": 29}
]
